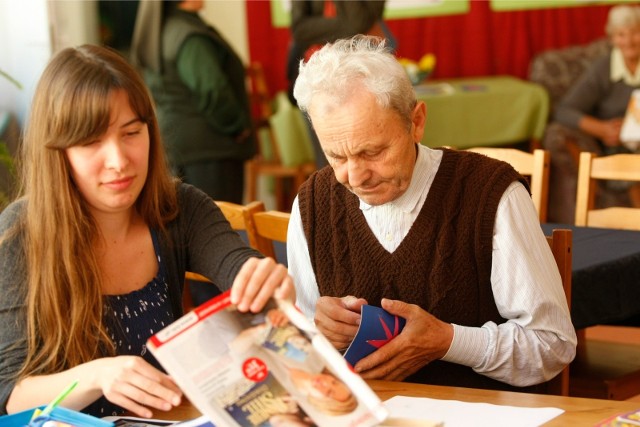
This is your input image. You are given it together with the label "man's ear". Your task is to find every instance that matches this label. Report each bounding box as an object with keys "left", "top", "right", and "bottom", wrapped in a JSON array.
[{"left": 411, "top": 101, "right": 427, "bottom": 143}]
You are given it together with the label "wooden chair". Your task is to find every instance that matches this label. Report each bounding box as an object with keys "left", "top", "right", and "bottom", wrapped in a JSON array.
[
  {"left": 544, "top": 228, "right": 572, "bottom": 396},
  {"left": 571, "top": 152, "right": 640, "bottom": 400},
  {"left": 244, "top": 62, "right": 316, "bottom": 211},
  {"left": 252, "top": 210, "right": 291, "bottom": 260},
  {"left": 183, "top": 200, "right": 272, "bottom": 311},
  {"left": 571, "top": 153, "right": 640, "bottom": 400},
  {"left": 466, "top": 147, "right": 550, "bottom": 222},
  {"left": 575, "top": 152, "right": 640, "bottom": 230}
]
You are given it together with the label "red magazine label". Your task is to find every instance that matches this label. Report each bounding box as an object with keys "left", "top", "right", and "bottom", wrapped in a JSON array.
[{"left": 242, "top": 357, "right": 269, "bottom": 382}]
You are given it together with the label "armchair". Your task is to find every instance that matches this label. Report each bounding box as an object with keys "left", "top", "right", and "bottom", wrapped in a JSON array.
[{"left": 528, "top": 38, "right": 623, "bottom": 223}]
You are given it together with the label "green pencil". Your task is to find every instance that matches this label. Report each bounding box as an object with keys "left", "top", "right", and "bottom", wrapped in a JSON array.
[{"left": 41, "top": 379, "right": 79, "bottom": 416}]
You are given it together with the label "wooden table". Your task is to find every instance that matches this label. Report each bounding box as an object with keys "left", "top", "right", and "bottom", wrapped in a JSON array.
[
  {"left": 416, "top": 76, "right": 549, "bottom": 149},
  {"left": 155, "top": 380, "right": 639, "bottom": 425}
]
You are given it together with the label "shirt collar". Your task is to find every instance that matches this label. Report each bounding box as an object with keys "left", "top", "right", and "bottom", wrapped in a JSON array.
[
  {"left": 610, "top": 47, "right": 640, "bottom": 86},
  {"left": 360, "top": 144, "right": 434, "bottom": 213}
]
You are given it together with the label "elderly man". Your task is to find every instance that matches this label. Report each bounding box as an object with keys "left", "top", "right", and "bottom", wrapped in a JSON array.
[{"left": 286, "top": 36, "right": 576, "bottom": 392}]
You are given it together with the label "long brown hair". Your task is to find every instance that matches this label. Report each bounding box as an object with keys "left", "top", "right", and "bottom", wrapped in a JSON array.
[{"left": 15, "top": 45, "right": 178, "bottom": 378}]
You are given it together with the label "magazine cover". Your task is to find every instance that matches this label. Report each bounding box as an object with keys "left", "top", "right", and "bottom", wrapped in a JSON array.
[{"left": 147, "top": 291, "right": 387, "bottom": 427}]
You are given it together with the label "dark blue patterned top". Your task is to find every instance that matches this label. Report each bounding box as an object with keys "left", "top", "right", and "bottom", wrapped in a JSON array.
[{"left": 83, "top": 229, "right": 175, "bottom": 417}]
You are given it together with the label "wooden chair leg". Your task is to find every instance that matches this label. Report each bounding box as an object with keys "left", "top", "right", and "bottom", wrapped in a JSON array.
[
  {"left": 245, "top": 161, "right": 258, "bottom": 202},
  {"left": 274, "top": 177, "right": 286, "bottom": 211}
]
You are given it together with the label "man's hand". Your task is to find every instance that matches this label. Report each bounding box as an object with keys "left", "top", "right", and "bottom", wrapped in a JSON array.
[
  {"left": 314, "top": 295, "right": 368, "bottom": 350},
  {"left": 599, "top": 118, "right": 623, "bottom": 147},
  {"left": 353, "top": 298, "right": 453, "bottom": 381}
]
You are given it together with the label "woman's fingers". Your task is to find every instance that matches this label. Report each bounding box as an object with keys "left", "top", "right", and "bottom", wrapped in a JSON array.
[
  {"left": 231, "top": 257, "right": 295, "bottom": 312},
  {"left": 99, "top": 357, "right": 182, "bottom": 417}
]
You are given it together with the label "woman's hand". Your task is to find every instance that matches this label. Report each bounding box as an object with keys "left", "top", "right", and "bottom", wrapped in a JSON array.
[
  {"left": 230, "top": 257, "right": 295, "bottom": 313},
  {"left": 95, "top": 356, "right": 182, "bottom": 418}
]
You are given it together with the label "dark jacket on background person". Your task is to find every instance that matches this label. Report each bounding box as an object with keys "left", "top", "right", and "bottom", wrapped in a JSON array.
[{"left": 133, "top": 7, "right": 255, "bottom": 169}]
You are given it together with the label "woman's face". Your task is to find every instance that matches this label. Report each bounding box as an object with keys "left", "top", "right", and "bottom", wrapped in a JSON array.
[
  {"left": 612, "top": 25, "right": 640, "bottom": 62},
  {"left": 65, "top": 89, "right": 149, "bottom": 217},
  {"left": 310, "top": 373, "right": 352, "bottom": 402}
]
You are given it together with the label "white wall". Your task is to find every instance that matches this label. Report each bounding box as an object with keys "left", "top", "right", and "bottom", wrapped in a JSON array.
[
  {"left": 0, "top": 0, "right": 51, "bottom": 127},
  {"left": 201, "top": 0, "right": 249, "bottom": 63}
]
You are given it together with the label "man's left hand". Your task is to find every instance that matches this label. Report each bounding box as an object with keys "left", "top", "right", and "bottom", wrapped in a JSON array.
[{"left": 353, "top": 298, "right": 454, "bottom": 381}]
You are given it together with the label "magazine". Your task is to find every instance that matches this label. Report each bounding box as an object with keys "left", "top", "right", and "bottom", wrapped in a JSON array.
[
  {"left": 595, "top": 408, "right": 640, "bottom": 427},
  {"left": 147, "top": 291, "right": 388, "bottom": 427},
  {"left": 619, "top": 89, "right": 640, "bottom": 151}
]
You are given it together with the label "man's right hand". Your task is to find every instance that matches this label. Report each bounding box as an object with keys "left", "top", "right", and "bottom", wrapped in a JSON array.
[{"left": 314, "top": 295, "right": 368, "bottom": 350}]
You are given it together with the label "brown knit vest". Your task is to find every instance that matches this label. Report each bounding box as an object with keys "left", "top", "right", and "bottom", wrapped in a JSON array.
[{"left": 298, "top": 148, "right": 539, "bottom": 392}]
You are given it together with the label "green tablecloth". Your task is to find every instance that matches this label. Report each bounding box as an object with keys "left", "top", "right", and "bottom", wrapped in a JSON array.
[{"left": 416, "top": 76, "right": 549, "bottom": 148}]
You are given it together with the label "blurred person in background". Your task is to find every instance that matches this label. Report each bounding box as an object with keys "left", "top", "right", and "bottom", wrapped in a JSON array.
[
  {"left": 131, "top": 0, "right": 254, "bottom": 204},
  {"left": 546, "top": 4, "right": 640, "bottom": 222}
]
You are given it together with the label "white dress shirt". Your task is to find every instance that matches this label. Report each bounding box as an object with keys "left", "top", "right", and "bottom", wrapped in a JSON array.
[
  {"left": 611, "top": 47, "right": 640, "bottom": 86},
  {"left": 287, "top": 145, "right": 577, "bottom": 386}
]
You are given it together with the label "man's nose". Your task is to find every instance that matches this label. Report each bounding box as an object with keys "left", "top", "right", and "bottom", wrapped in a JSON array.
[{"left": 346, "top": 158, "right": 367, "bottom": 187}]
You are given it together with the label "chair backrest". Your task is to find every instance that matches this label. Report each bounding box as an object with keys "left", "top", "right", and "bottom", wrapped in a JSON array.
[
  {"left": 528, "top": 38, "right": 610, "bottom": 108},
  {"left": 268, "top": 91, "right": 315, "bottom": 168},
  {"left": 544, "top": 228, "right": 573, "bottom": 396},
  {"left": 466, "top": 147, "right": 550, "bottom": 222},
  {"left": 244, "top": 61, "right": 316, "bottom": 210},
  {"left": 575, "top": 152, "right": 640, "bottom": 230},
  {"left": 253, "top": 210, "right": 291, "bottom": 259},
  {"left": 215, "top": 200, "right": 274, "bottom": 257}
]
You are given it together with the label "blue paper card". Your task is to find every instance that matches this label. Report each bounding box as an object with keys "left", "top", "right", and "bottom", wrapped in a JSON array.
[{"left": 343, "top": 305, "right": 406, "bottom": 367}]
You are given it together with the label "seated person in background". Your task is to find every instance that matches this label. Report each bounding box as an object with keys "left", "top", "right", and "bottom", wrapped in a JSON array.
[
  {"left": 0, "top": 45, "right": 294, "bottom": 418},
  {"left": 546, "top": 4, "right": 640, "bottom": 221},
  {"left": 286, "top": 35, "right": 576, "bottom": 392}
]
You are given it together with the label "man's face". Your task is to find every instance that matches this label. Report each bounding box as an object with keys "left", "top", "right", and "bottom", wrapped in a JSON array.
[{"left": 310, "top": 90, "right": 426, "bottom": 206}]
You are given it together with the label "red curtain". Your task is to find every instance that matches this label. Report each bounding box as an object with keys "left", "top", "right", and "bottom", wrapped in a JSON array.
[{"left": 245, "top": 0, "right": 613, "bottom": 96}]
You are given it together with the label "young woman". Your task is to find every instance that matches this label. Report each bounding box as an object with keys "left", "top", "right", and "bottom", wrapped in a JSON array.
[{"left": 0, "top": 45, "right": 293, "bottom": 418}]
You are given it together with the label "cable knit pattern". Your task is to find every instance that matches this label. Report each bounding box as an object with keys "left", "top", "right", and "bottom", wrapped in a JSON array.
[{"left": 298, "top": 148, "right": 535, "bottom": 390}]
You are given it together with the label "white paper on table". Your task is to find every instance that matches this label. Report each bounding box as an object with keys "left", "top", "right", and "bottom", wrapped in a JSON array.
[{"left": 384, "top": 395, "right": 564, "bottom": 427}]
